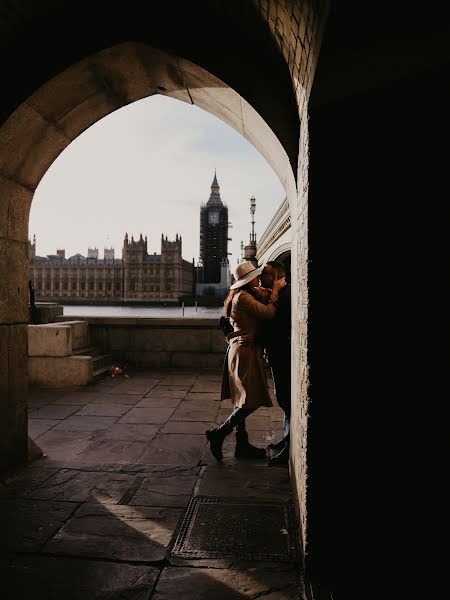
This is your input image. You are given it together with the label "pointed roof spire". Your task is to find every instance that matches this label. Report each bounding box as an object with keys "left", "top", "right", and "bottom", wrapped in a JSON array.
[
  {"left": 211, "top": 169, "right": 219, "bottom": 189},
  {"left": 207, "top": 170, "right": 223, "bottom": 206}
]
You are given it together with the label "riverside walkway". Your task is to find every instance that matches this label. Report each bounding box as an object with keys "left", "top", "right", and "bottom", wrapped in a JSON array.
[{"left": 1, "top": 368, "right": 304, "bottom": 599}]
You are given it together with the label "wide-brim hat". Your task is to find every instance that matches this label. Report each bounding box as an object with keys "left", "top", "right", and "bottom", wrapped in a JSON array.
[{"left": 230, "top": 260, "right": 264, "bottom": 289}]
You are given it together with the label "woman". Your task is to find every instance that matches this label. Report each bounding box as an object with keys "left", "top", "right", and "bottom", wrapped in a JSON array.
[{"left": 206, "top": 260, "right": 286, "bottom": 462}]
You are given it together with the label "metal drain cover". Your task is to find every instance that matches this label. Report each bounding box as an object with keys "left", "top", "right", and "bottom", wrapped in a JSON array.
[{"left": 171, "top": 496, "right": 299, "bottom": 561}]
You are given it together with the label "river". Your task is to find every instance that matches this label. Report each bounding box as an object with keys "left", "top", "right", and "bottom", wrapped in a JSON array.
[{"left": 62, "top": 305, "right": 222, "bottom": 318}]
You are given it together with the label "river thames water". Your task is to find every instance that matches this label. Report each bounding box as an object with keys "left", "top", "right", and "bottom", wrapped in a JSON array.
[{"left": 62, "top": 305, "right": 222, "bottom": 318}]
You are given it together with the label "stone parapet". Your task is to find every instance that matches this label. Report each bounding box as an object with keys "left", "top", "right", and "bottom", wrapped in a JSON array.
[{"left": 53, "top": 316, "right": 227, "bottom": 369}]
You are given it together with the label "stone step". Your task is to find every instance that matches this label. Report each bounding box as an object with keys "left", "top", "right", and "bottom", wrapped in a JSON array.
[
  {"left": 71, "top": 344, "right": 100, "bottom": 357},
  {"left": 92, "top": 353, "right": 114, "bottom": 370},
  {"left": 92, "top": 365, "right": 111, "bottom": 382}
]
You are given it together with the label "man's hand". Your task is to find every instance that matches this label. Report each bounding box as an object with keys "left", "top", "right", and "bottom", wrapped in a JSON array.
[{"left": 272, "top": 276, "right": 287, "bottom": 294}]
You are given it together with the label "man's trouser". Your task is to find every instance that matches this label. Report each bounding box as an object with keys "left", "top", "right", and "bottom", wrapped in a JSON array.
[{"left": 267, "top": 349, "right": 291, "bottom": 445}]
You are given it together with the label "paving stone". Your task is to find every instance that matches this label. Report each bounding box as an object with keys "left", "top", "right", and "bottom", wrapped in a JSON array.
[
  {"left": 0, "top": 499, "right": 78, "bottom": 552},
  {"left": 108, "top": 379, "right": 160, "bottom": 395},
  {"left": 91, "top": 423, "right": 160, "bottom": 442},
  {"left": 76, "top": 439, "right": 148, "bottom": 465},
  {"left": 190, "top": 381, "right": 222, "bottom": 393},
  {"left": 29, "top": 418, "right": 60, "bottom": 437},
  {"left": 0, "top": 466, "right": 59, "bottom": 498},
  {"left": 196, "top": 370, "right": 223, "bottom": 380},
  {"left": 87, "top": 394, "right": 142, "bottom": 405},
  {"left": 74, "top": 404, "right": 132, "bottom": 417},
  {"left": 32, "top": 430, "right": 94, "bottom": 460},
  {"left": 199, "top": 464, "right": 292, "bottom": 502},
  {"left": 48, "top": 392, "right": 98, "bottom": 405},
  {"left": 138, "top": 434, "right": 207, "bottom": 465},
  {"left": 170, "top": 405, "right": 219, "bottom": 422},
  {"left": 245, "top": 416, "right": 272, "bottom": 431},
  {"left": 145, "top": 387, "right": 188, "bottom": 399},
  {"left": 118, "top": 407, "right": 176, "bottom": 424},
  {"left": 153, "top": 566, "right": 301, "bottom": 599},
  {"left": 185, "top": 392, "right": 221, "bottom": 401},
  {"left": 135, "top": 397, "right": 183, "bottom": 408},
  {"left": 162, "top": 421, "right": 215, "bottom": 434},
  {"left": 44, "top": 503, "right": 182, "bottom": 562},
  {"left": 158, "top": 375, "right": 197, "bottom": 386},
  {"left": 30, "top": 469, "right": 138, "bottom": 503},
  {"left": 29, "top": 404, "right": 79, "bottom": 419},
  {"left": 52, "top": 416, "right": 118, "bottom": 431},
  {"left": 1, "top": 555, "right": 159, "bottom": 600},
  {"left": 129, "top": 470, "right": 198, "bottom": 508}
]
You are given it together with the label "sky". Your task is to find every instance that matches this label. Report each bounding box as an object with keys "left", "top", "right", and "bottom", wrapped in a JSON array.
[{"left": 29, "top": 95, "right": 286, "bottom": 266}]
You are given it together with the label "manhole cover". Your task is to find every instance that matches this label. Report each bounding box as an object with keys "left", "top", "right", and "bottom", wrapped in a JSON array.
[{"left": 171, "top": 496, "right": 299, "bottom": 561}]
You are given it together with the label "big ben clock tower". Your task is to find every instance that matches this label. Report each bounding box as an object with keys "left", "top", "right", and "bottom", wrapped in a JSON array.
[{"left": 199, "top": 172, "right": 229, "bottom": 283}]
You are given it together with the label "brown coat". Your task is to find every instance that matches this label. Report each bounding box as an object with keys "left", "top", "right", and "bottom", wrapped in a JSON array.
[{"left": 221, "top": 289, "right": 277, "bottom": 409}]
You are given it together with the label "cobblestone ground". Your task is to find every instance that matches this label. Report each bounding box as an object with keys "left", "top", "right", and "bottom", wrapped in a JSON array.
[{"left": 0, "top": 368, "right": 304, "bottom": 599}]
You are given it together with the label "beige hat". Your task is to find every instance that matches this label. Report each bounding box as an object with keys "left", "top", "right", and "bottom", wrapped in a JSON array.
[{"left": 230, "top": 261, "right": 264, "bottom": 290}]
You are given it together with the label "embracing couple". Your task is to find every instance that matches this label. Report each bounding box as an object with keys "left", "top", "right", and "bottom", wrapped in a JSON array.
[{"left": 206, "top": 259, "right": 291, "bottom": 466}]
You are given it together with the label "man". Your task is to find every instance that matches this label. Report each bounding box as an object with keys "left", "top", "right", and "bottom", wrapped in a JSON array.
[{"left": 258, "top": 261, "right": 291, "bottom": 465}]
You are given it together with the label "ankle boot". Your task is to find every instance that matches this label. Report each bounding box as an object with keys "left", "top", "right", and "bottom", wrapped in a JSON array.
[
  {"left": 206, "top": 423, "right": 233, "bottom": 462},
  {"left": 268, "top": 444, "right": 289, "bottom": 466},
  {"left": 234, "top": 430, "right": 266, "bottom": 459}
]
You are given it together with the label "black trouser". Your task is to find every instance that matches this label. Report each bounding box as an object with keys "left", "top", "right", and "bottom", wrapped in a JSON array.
[
  {"left": 267, "top": 349, "right": 291, "bottom": 446},
  {"left": 221, "top": 407, "right": 256, "bottom": 433}
]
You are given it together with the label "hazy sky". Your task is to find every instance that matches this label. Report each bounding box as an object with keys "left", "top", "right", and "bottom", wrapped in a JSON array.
[{"left": 29, "top": 95, "right": 286, "bottom": 266}]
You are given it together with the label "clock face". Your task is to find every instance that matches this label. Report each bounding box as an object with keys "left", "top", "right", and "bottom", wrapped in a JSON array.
[{"left": 208, "top": 211, "right": 219, "bottom": 224}]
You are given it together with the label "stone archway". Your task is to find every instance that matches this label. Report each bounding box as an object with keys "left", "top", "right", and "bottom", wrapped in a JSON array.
[{"left": 0, "top": 0, "right": 325, "bottom": 569}]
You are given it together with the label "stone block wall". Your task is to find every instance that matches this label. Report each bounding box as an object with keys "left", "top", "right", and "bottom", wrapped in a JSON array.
[{"left": 78, "top": 317, "right": 227, "bottom": 370}]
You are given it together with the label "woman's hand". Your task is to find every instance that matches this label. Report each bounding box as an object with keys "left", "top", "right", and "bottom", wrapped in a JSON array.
[{"left": 272, "top": 276, "right": 286, "bottom": 295}]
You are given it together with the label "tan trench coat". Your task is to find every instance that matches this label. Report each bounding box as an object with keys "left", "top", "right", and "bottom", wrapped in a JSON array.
[{"left": 221, "top": 289, "right": 277, "bottom": 409}]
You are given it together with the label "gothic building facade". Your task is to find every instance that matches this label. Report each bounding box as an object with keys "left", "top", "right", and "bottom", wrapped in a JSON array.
[{"left": 28, "top": 233, "right": 194, "bottom": 304}]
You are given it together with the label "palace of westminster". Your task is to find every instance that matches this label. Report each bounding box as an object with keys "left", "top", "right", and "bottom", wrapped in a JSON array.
[{"left": 28, "top": 173, "right": 237, "bottom": 304}]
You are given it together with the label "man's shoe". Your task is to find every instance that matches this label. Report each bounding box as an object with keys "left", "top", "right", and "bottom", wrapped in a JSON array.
[
  {"left": 268, "top": 438, "right": 285, "bottom": 451},
  {"left": 235, "top": 430, "right": 266, "bottom": 459},
  {"left": 268, "top": 445, "right": 289, "bottom": 466}
]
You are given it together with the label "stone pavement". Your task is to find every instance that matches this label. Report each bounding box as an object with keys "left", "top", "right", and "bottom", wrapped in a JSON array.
[{"left": 0, "top": 368, "right": 304, "bottom": 599}]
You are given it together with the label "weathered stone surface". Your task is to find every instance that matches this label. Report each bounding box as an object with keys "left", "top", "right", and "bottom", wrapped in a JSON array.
[
  {"left": 170, "top": 404, "right": 219, "bottom": 422},
  {"left": 153, "top": 566, "right": 301, "bottom": 599},
  {"left": 108, "top": 379, "right": 160, "bottom": 395},
  {"left": 118, "top": 407, "right": 176, "bottom": 424},
  {"left": 33, "top": 430, "right": 93, "bottom": 460},
  {"left": 52, "top": 415, "right": 118, "bottom": 431},
  {"left": 28, "top": 418, "right": 60, "bottom": 437},
  {"left": 92, "top": 423, "right": 160, "bottom": 442},
  {"left": 185, "top": 392, "right": 221, "bottom": 401},
  {"left": 138, "top": 434, "right": 206, "bottom": 465},
  {"left": 0, "top": 466, "right": 59, "bottom": 498},
  {"left": 0, "top": 102, "right": 69, "bottom": 188},
  {"left": 0, "top": 499, "right": 77, "bottom": 552},
  {"left": 162, "top": 421, "right": 214, "bottom": 434},
  {"left": 75, "top": 403, "right": 132, "bottom": 417},
  {"left": 0, "top": 240, "right": 28, "bottom": 323},
  {"left": 29, "top": 404, "right": 79, "bottom": 419},
  {"left": 158, "top": 374, "right": 197, "bottom": 386},
  {"left": 44, "top": 503, "right": 182, "bottom": 562},
  {"left": 145, "top": 386, "right": 188, "bottom": 399},
  {"left": 29, "top": 355, "right": 93, "bottom": 388},
  {"left": 30, "top": 469, "right": 137, "bottom": 503},
  {"left": 0, "top": 175, "right": 32, "bottom": 242},
  {"left": 1, "top": 554, "right": 160, "bottom": 599},
  {"left": 135, "top": 396, "right": 183, "bottom": 408},
  {"left": 76, "top": 439, "right": 148, "bottom": 464},
  {"left": 84, "top": 393, "right": 141, "bottom": 405},
  {"left": 199, "top": 464, "right": 292, "bottom": 502},
  {"left": 129, "top": 471, "right": 198, "bottom": 508},
  {"left": 190, "top": 380, "right": 222, "bottom": 393},
  {"left": 28, "top": 324, "right": 72, "bottom": 357}
]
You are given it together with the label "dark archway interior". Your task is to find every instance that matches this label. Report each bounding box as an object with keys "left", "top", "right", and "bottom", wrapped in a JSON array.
[
  {"left": 0, "top": 0, "right": 300, "bottom": 177},
  {"left": 307, "top": 2, "right": 449, "bottom": 596}
]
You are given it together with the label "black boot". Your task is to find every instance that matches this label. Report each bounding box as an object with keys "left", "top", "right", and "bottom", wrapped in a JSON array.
[
  {"left": 268, "top": 444, "right": 289, "bottom": 466},
  {"left": 234, "top": 430, "right": 266, "bottom": 459},
  {"left": 206, "top": 423, "right": 233, "bottom": 462}
]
